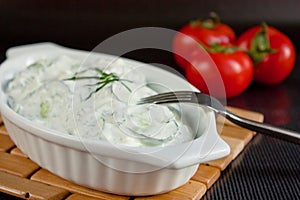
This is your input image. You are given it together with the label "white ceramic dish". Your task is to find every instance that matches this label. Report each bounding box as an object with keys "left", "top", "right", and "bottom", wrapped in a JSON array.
[{"left": 0, "top": 43, "right": 230, "bottom": 196}]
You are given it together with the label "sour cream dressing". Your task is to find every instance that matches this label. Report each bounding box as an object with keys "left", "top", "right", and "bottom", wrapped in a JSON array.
[{"left": 5, "top": 55, "right": 194, "bottom": 146}]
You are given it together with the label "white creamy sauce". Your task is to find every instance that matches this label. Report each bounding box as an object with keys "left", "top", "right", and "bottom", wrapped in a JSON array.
[{"left": 5, "top": 55, "right": 194, "bottom": 146}]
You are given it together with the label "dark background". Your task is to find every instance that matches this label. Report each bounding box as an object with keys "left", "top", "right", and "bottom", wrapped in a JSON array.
[
  {"left": 1, "top": 0, "right": 300, "bottom": 77},
  {"left": 1, "top": 0, "right": 300, "bottom": 50},
  {"left": 1, "top": 1, "right": 300, "bottom": 199}
]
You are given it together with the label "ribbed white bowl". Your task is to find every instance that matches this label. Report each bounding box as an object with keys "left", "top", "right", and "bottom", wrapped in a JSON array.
[{"left": 0, "top": 43, "right": 230, "bottom": 196}]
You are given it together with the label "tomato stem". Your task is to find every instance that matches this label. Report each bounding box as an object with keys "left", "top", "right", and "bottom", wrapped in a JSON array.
[
  {"left": 190, "top": 12, "right": 220, "bottom": 29},
  {"left": 200, "top": 42, "right": 238, "bottom": 54},
  {"left": 209, "top": 12, "right": 220, "bottom": 24},
  {"left": 248, "top": 22, "right": 277, "bottom": 65}
]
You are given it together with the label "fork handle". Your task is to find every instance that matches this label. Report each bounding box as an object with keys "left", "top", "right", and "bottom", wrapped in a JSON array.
[{"left": 223, "top": 111, "right": 300, "bottom": 145}]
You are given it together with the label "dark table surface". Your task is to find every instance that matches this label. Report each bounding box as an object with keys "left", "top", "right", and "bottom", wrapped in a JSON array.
[{"left": 203, "top": 63, "right": 300, "bottom": 199}]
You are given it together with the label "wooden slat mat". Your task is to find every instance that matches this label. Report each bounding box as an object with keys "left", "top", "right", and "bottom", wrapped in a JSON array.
[{"left": 0, "top": 106, "right": 263, "bottom": 200}]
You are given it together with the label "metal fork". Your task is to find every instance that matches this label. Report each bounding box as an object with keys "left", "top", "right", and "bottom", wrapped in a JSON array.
[{"left": 137, "top": 91, "right": 300, "bottom": 145}]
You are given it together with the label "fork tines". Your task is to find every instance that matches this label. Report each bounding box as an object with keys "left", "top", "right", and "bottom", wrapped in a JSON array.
[{"left": 138, "top": 91, "right": 196, "bottom": 104}]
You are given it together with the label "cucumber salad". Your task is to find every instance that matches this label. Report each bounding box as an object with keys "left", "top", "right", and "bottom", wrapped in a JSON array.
[{"left": 5, "top": 55, "right": 194, "bottom": 146}]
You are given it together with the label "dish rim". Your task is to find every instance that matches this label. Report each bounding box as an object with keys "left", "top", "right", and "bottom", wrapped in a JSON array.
[{"left": 0, "top": 42, "right": 230, "bottom": 170}]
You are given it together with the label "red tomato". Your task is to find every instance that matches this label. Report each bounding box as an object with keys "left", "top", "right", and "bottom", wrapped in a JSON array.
[
  {"left": 185, "top": 47, "right": 254, "bottom": 98},
  {"left": 173, "top": 14, "right": 236, "bottom": 70},
  {"left": 237, "top": 24, "right": 296, "bottom": 84},
  {"left": 177, "top": 19, "right": 236, "bottom": 46}
]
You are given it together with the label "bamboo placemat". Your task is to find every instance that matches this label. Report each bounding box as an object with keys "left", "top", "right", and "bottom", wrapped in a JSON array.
[{"left": 0, "top": 106, "right": 264, "bottom": 200}]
